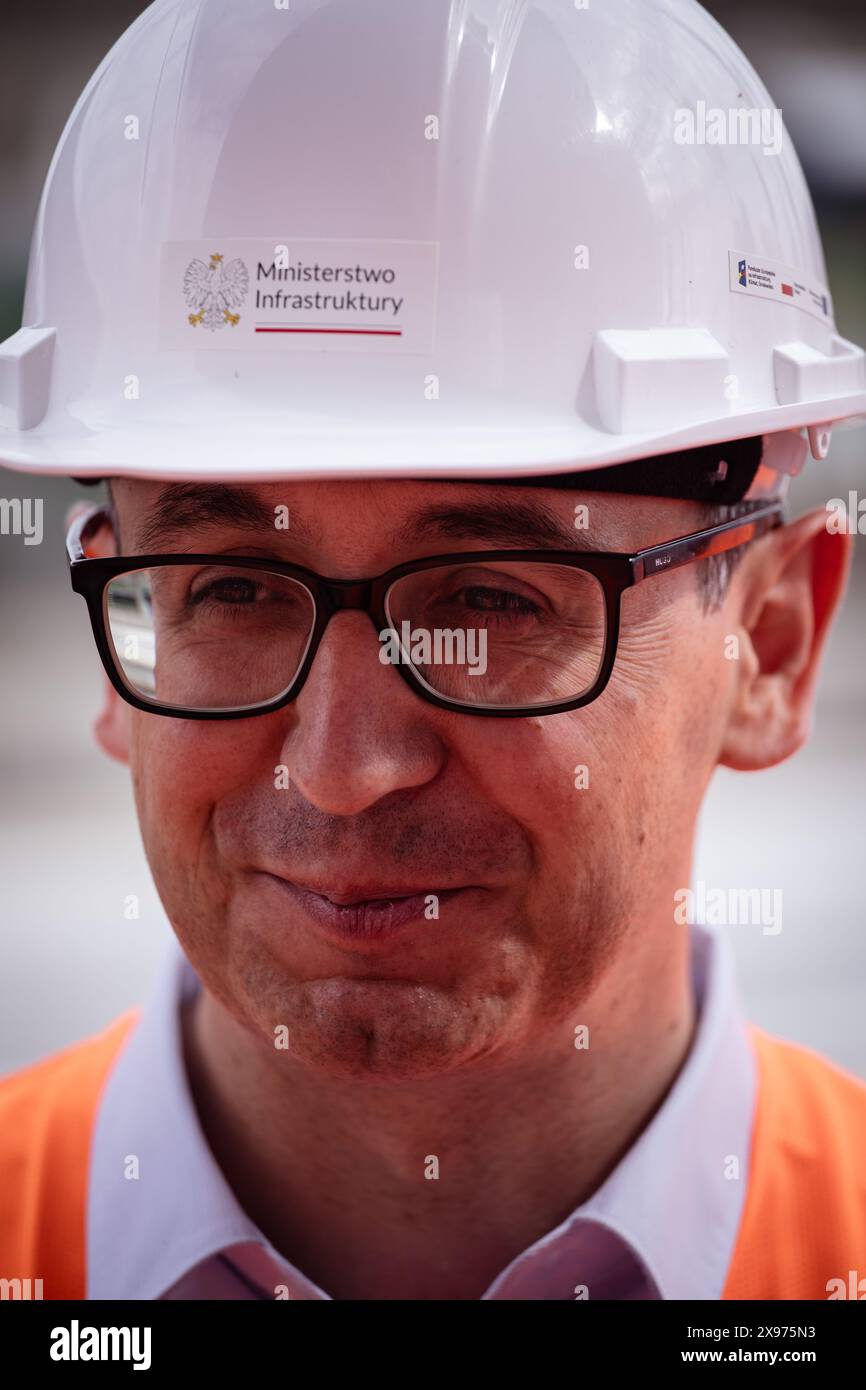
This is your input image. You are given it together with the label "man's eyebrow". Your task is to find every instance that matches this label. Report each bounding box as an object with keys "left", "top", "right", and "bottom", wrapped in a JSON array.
[
  {"left": 132, "top": 484, "right": 313, "bottom": 551},
  {"left": 400, "top": 497, "right": 599, "bottom": 550},
  {"left": 131, "top": 486, "right": 605, "bottom": 555}
]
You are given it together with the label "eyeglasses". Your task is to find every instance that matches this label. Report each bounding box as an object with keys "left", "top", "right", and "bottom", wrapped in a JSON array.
[{"left": 66, "top": 501, "right": 783, "bottom": 720}]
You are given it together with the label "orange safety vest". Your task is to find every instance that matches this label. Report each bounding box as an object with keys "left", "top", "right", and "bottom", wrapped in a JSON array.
[{"left": 0, "top": 1014, "right": 864, "bottom": 1300}]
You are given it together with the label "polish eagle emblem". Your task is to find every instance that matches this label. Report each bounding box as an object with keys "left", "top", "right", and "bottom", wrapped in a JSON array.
[{"left": 184, "top": 252, "right": 249, "bottom": 330}]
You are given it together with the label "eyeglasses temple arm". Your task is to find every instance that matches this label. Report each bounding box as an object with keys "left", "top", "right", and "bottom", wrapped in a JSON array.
[{"left": 630, "top": 502, "right": 785, "bottom": 583}]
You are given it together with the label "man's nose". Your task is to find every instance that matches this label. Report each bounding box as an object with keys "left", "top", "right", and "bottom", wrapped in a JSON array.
[{"left": 277, "top": 611, "right": 446, "bottom": 816}]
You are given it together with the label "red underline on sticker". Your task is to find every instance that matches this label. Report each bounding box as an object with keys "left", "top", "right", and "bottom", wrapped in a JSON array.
[{"left": 255, "top": 326, "right": 402, "bottom": 336}]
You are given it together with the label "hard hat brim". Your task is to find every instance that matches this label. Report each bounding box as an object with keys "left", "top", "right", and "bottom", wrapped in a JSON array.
[{"left": 2, "top": 394, "right": 864, "bottom": 484}]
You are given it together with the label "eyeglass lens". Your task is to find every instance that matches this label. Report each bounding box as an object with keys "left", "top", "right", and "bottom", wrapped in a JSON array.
[{"left": 103, "top": 559, "right": 607, "bottom": 712}]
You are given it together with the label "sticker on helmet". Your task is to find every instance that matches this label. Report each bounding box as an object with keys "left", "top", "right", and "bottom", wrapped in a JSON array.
[
  {"left": 159, "top": 239, "right": 439, "bottom": 352},
  {"left": 729, "top": 251, "right": 832, "bottom": 324}
]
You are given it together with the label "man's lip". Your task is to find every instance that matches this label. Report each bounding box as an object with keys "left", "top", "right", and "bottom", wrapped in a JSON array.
[
  {"left": 258, "top": 873, "right": 474, "bottom": 942},
  {"left": 265, "top": 876, "right": 464, "bottom": 906}
]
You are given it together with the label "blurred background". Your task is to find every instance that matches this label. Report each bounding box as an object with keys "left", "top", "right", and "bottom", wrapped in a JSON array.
[{"left": 1, "top": 0, "right": 864, "bottom": 1073}]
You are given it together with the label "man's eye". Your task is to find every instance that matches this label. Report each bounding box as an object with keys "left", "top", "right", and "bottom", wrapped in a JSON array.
[
  {"left": 455, "top": 585, "right": 540, "bottom": 616},
  {"left": 191, "top": 572, "right": 269, "bottom": 606},
  {"left": 191, "top": 577, "right": 261, "bottom": 606}
]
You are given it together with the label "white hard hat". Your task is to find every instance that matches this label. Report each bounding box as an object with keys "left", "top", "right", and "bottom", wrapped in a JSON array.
[{"left": 0, "top": 0, "right": 863, "bottom": 484}]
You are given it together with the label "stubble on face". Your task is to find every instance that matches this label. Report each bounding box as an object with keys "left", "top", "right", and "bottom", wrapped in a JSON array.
[
  {"left": 133, "top": 728, "right": 638, "bottom": 1080},
  {"left": 118, "top": 478, "right": 718, "bottom": 1083}
]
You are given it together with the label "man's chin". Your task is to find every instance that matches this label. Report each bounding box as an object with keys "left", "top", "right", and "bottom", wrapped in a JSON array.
[{"left": 244, "top": 973, "right": 511, "bottom": 1081}]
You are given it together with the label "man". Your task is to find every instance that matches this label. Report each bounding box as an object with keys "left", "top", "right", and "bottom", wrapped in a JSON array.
[{"left": 1, "top": 0, "right": 865, "bottom": 1301}]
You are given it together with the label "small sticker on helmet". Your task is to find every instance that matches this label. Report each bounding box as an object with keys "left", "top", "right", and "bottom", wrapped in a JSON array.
[
  {"left": 729, "top": 251, "right": 832, "bottom": 323},
  {"left": 159, "top": 238, "right": 439, "bottom": 352}
]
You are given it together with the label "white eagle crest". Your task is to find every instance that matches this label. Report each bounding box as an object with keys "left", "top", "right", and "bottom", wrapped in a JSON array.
[{"left": 184, "top": 252, "right": 249, "bottom": 331}]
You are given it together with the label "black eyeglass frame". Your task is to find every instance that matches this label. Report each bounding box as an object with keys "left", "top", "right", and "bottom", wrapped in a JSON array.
[{"left": 66, "top": 501, "right": 784, "bottom": 720}]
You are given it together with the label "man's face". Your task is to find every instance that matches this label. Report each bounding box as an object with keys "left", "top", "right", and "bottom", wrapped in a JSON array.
[{"left": 103, "top": 478, "right": 735, "bottom": 1079}]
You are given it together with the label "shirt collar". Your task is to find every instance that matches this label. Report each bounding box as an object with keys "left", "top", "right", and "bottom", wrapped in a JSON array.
[
  {"left": 88, "top": 939, "right": 315, "bottom": 1299},
  {"left": 592, "top": 921, "right": 756, "bottom": 1299},
  {"left": 88, "top": 922, "right": 754, "bottom": 1300},
  {"left": 481, "top": 922, "right": 756, "bottom": 1299}
]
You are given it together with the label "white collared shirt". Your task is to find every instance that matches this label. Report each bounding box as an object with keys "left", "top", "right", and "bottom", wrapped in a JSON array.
[{"left": 88, "top": 922, "right": 755, "bottom": 1299}]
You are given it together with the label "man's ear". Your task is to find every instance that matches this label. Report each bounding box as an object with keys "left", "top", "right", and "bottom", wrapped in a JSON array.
[
  {"left": 94, "top": 674, "right": 131, "bottom": 764},
  {"left": 66, "top": 500, "right": 131, "bottom": 766},
  {"left": 718, "top": 507, "right": 852, "bottom": 772}
]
